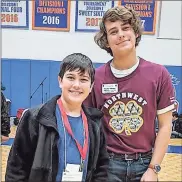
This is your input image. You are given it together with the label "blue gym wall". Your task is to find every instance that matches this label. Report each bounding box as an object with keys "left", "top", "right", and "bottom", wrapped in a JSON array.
[{"left": 1, "top": 58, "right": 182, "bottom": 116}]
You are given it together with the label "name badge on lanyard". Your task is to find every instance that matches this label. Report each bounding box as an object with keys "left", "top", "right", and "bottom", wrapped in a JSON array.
[
  {"left": 62, "top": 164, "right": 83, "bottom": 181},
  {"left": 62, "top": 171, "right": 83, "bottom": 181},
  {"left": 102, "top": 84, "right": 118, "bottom": 94}
]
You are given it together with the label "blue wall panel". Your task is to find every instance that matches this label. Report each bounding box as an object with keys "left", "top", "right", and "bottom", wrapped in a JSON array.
[
  {"left": 94, "top": 63, "right": 103, "bottom": 69},
  {"left": 1, "top": 59, "right": 182, "bottom": 116},
  {"left": 166, "top": 66, "right": 182, "bottom": 114},
  {"left": 49, "top": 61, "right": 60, "bottom": 98},
  {"left": 10, "top": 60, "right": 31, "bottom": 116},
  {"left": 30, "top": 60, "right": 50, "bottom": 107},
  {"left": 1, "top": 59, "right": 11, "bottom": 99}
]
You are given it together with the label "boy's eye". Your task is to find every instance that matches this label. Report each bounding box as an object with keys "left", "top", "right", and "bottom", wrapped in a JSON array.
[
  {"left": 67, "top": 76, "right": 74, "bottom": 80},
  {"left": 111, "top": 30, "right": 118, "bottom": 35},
  {"left": 81, "top": 78, "right": 88, "bottom": 82},
  {"left": 123, "top": 26, "right": 130, "bottom": 31}
]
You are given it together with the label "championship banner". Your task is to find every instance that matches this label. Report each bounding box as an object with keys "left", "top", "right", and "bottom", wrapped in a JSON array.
[
  {"left": 32, "top": 0, "right": 70, "bottom": 31},
  {"left": 1, "top": 0, "right": 29, "bottom": 29},
  {"left": 75, "top": 0, "right": 114, "bottom": 32},
  {"left": 119, "top": 0, "right": 157, "bottom": 34}
]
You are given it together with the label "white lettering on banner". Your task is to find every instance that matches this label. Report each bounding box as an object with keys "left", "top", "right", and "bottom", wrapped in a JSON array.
[{"left": 42, "top": 16, "right": 60, "bottom": 25}]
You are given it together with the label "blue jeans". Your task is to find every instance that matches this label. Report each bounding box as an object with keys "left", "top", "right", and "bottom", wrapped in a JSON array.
[{"left": 108, "top": 153, "right": 151, "bottom": 182}]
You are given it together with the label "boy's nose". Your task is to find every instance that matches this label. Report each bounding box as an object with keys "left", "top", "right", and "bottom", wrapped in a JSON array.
[
  {"left": 118, "top": 30, "right": 125, "bottom": 39},
  {"left": 73, "top": 80, "right": 80, "bottom": 87}
]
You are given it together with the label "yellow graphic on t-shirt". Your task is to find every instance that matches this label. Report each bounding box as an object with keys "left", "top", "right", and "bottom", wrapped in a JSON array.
[{"left": 109, "top": 100, "right": 143, "bottom": 135}]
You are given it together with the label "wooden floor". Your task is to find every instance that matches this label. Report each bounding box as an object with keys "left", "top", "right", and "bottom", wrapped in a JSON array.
[{"left": 1, "top": 126, "right": 182, "bottom": 181}]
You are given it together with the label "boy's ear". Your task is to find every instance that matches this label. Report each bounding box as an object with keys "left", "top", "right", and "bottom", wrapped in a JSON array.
[
  {"left": 106, "top": 44, "right": 110, "bottom": 48},
  {"left": 58, "top": 76, "right": 62, "bottom": 88},
  {"left": 106, "top": 40, "right": 110, "bottom": 48}
]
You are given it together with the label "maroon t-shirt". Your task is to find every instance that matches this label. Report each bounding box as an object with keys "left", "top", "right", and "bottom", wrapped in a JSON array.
[{"left": 85, "top": 58, "right": 174, "bottom": 154}]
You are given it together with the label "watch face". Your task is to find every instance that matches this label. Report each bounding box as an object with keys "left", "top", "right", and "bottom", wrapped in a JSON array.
[{"left": 154, "top": 165, "right": 161, "bottom": 172}]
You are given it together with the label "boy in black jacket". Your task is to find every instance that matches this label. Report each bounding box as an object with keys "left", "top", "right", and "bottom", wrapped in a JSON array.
[{"left": 5, "top": 53, "right": 109, "bottom": 182}]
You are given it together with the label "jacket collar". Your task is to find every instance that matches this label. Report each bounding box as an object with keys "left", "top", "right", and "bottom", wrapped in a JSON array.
[
  {"left": 37, "top": 95, "right": 103, "bottom": 129},
  {"left": 37, "top": 95, "right": 60, "bottom": 130}
]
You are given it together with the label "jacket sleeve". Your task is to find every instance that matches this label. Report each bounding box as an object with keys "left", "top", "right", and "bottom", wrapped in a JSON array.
[
  {"left": 5, "top": 109, "right": 39, "bottom": 182},
  {"left": 92, "top": 125, "right": 109, "bottom": 182},
  {"left": 1, "top": 92, "right": 10, "bottom": 137}
]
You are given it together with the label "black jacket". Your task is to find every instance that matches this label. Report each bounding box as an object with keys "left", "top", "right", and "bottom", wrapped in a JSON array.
[
  {"left": 1, "top": 92, "right": 10, "bottom": 137},
  {"left": 174, "top": 118, "right": 182, "bottom": 134},
  {"left": 5, "top": 95, "right": 109, "bottom": 182}
]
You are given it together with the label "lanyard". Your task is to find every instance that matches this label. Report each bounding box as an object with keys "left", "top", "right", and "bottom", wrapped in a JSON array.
[{"left": 57, "top": 98, "right": 89, "bottom": 160}]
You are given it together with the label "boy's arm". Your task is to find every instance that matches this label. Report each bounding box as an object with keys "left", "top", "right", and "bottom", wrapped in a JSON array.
[
  {"left": 141, "top": 67, "right": 174, "bottom": 181},
  {"left": 141, "top": 111, "right": 172, "bottom": 181}
]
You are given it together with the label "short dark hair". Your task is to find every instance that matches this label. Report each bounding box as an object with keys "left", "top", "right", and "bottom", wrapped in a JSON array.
[
  {"left": 58, "top": 53, "right": 95, "bottom": 84},
  {"left": 172, "top": 111, "right": 179, "bottom": 118}
]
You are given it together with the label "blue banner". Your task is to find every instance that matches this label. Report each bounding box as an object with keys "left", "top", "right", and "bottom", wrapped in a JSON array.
[
  {"left": 119, "top": 0, "right": 157, "bottom": 34},
  {"left": 32, "top": 0, "right": 70, "bottom": 31}
]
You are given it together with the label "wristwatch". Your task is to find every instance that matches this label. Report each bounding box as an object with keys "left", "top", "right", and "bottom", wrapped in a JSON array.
[{"left": 148, "top": 164, "right": 161, "bottom": 174}]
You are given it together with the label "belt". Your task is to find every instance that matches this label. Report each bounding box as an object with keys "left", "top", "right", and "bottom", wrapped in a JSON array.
[{"left": 108, "top": 150, "right": 152, "bottom": 161}]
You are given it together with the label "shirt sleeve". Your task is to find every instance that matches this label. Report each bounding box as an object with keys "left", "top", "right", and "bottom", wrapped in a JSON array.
[{"left": 157, "top": 67, "right": 175, "bottom": 115}]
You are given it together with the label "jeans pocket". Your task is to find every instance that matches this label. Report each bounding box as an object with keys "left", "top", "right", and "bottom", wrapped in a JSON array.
[{"left": 140, "top": 157, "right": 151, "bottom": 167}]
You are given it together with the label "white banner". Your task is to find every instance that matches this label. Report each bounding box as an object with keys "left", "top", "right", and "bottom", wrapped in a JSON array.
[
  {"left": 75, "top": 1, "right": 114, "bottom": 32},
  {"left": 1, "top": 0, "right": 28, "bottom": 28}
]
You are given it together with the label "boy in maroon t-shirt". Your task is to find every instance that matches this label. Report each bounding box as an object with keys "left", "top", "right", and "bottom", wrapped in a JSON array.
[{"left": 84, "top": 6, "right": 174, "bottom": 182}]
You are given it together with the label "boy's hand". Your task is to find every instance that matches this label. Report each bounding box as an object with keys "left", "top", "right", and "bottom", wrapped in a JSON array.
[{"left": 141, "top": 168, "right": 158, "bottom": 181}]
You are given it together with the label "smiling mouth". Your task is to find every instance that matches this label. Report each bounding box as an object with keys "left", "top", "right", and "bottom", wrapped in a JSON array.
[
  {"left": 116, "top": 40, "right": 129, "bottom": 45},
  {"left": 69, "top": 90, "right": 83, "bottom": 95}
]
